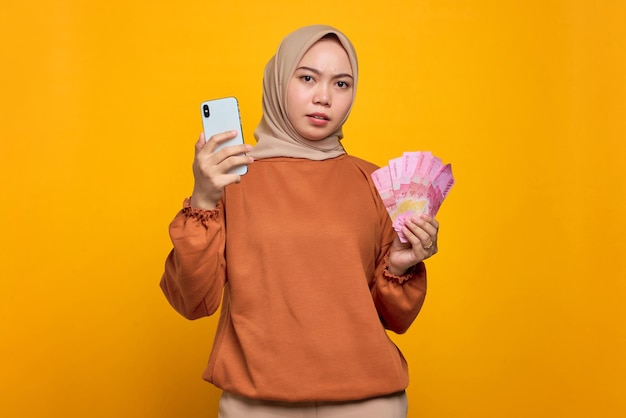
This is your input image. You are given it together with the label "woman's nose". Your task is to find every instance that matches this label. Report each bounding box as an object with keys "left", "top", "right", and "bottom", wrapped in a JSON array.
[{"left": 314, "top": 85, "right": 331, "bottom": 106}]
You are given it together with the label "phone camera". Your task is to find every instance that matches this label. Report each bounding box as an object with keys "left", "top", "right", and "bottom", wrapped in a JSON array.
[{"left": 203, "top": 104, "right": 210, "bottom": 118}]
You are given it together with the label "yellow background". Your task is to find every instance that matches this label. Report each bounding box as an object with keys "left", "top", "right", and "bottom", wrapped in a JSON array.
[{"left": 1, "top": 1, "right": 625, "bottom": 417}]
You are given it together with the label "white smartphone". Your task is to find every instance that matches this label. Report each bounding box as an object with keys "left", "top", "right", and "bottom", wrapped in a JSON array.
[{"left": 200, "top": 96, "right": 247, "bottom": 175}]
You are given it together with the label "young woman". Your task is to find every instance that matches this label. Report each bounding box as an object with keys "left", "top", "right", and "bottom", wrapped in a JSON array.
[{"left": 161, "top": 24, "right": 440, "bottom": 418}]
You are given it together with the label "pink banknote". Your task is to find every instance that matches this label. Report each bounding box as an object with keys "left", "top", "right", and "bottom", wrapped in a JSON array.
[
  {"left": 372, "top": 151, "right": 455, "bottom": 242},
  {"left": 371, "top": 166, "right": 396, "bottom": 215}
]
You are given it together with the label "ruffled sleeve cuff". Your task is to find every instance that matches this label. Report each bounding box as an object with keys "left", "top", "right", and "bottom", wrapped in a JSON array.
[
  {"left": 382, "top": 254, "right": 420, "bottom": 285},
  {"left": 182, "top": 198, "right": 221, "bottom": 228}
]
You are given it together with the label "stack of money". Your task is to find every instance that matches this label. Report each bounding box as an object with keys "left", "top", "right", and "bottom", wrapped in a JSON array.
[{"left": 371, "top": 151, "right": 455, "bottom": 242}]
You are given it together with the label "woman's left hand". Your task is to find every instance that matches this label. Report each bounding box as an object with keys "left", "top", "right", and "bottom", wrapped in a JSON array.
[{"left": 387, "top": 214, "right": 439, "bottom": 276}]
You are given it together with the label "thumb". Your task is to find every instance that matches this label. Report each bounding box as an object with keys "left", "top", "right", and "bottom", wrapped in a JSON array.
[{"left": 195, "top": 133, "right": 206, "bottom": 154}]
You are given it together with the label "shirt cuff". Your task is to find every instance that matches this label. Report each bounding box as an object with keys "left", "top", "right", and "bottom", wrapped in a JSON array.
[
  {"left": 182, "top": 197, "right": 221, "bottom": 227},
  {"left": 382, "top": 254, "right": 418, "bottom": 285}
]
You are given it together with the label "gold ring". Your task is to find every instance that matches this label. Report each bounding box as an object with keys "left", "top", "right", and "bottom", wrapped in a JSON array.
[{"left": 423, "top": 241, "right": 433, "bottom": 250}]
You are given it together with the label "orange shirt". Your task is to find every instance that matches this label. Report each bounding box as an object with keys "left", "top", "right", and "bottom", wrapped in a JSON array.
[{"left": 160, "top": 155, "right": 427, "bottom": 402}]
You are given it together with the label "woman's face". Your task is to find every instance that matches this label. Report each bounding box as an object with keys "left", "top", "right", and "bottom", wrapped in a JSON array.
[{"left": 286, "top": 38, "right": 354, "bottom": 141}]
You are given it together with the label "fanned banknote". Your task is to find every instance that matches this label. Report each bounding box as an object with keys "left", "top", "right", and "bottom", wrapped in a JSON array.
[{"left": 372, "top": 151, "right": 455, "bottom": 242}]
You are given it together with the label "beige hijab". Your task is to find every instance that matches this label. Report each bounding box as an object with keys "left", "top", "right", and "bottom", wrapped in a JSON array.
[{"left": 250, "top": 25, "right": 359, "bottom": 160}]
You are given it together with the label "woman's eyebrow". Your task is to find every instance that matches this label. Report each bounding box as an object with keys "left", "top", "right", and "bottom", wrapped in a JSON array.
[{"left": 295, "top": 66, "right": 354, "bottom": 80}]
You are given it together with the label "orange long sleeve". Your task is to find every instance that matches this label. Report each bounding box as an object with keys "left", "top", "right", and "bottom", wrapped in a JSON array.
[{"left": 160, "top": 155, "right": 427, "bottom": 402}]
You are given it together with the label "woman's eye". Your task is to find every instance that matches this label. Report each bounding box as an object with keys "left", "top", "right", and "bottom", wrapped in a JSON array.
[
  {"left": 337, "top": 81, "right": 350, "bottom": 88},
  {"left": 301, "top": 75, "right": 313, "bottom": 82}
]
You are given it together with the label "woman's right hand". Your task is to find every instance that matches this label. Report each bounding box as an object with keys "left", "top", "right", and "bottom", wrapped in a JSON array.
[{"left": 189, "top": 131, "right": 253, "bottom": 210}]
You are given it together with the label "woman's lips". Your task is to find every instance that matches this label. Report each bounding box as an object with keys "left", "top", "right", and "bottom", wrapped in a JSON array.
[{"left": 307, "top": 113, "right": 330, "bottom": 126}]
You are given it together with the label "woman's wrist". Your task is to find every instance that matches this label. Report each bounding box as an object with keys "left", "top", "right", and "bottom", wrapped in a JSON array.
[
  {"left": 386, "top": 264, "right": 409, "bottom": 276},
  {"left": 384, "top": 254, "right": 415, "bottom": 277},
  {"left": 189, "top": 194, "right": 218, "bottom": 210}
]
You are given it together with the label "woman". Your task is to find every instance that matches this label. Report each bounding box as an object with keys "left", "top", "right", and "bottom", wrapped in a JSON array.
[{"left": 161, "top": 24, "right": 439, "bottom": 418}]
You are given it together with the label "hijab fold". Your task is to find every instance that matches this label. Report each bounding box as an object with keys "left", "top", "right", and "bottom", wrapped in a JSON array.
[{"left": 250, "top": 25, "right": 358, "bottom": 161}]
